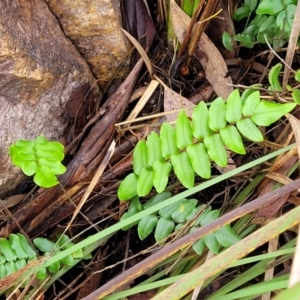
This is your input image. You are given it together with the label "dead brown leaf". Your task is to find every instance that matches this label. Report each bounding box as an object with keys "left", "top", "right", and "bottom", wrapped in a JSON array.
[{"left": 162, "top": 84, "right": 195, "bottom": 123}]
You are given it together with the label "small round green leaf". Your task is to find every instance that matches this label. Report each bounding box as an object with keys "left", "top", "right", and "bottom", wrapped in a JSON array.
[
  {"left": 153, "top": 160, "right": 172, "bottom": 193},
  {"left": 36, "top": 267, "right": 47, "bottom": 280},
  {"left": 159, "top": 198, "right": 186, "bottom": 219},
  {"left": 9, "top": 234, "right": 29, "bottom": 259},
  {"left": 34, "top": 135, "right": 47, "bottom": 144},
  {"left": 295, "top": 70, "right": 300, "bottom": 82},
  {"left": 256, "top": 0, "right": 284, "bottom": 15},
  {"left": 241, "top": 88, "right": 258, "bottom": 104},
  {"left": 175, "top": 223, "right": 184, "bottom": 231},
  {"left": 35, "top": 138, "right": 64, "bottom": 151},
  {"left": 171, "top": 152, "right": 194, "bottom": 188},
  {"left": 226, "top": 89, "right": 242, "bottom": 123},
  {"left": 246, "top": 0, "right": 258, "bottom": 11},
  {"left": 208, "top": 97, "right": 226, "bottom": 131},
  {"left": 242, "top": 91, "right": 260, "bottom": 116},
  {"left": 160, "top": 122, "right": 179, "bottom": 158},
  {"left": 154, "top": 218, "right": 175, "bottom": 243},
  {"left": 186, "top": 143, "right": 211, "bottom": 179},
  {"left": 34, "top": 168, "right": 59, "bottom": 188},
  {"left": 291, "top": 88, "right": 300, "bottom": 104},
  {"left": 185, "top": 204, "right": 206, "bottom": 222},
  {"left": 194, "top": 206, "right": 212, "bottom": 226},
  {"left": 203, "top": 134, "right": 227, "bottom": 167},
  {"left": 192, "top": 101, "right": 210, "bottom": 139},
  {"left": 203, "top": 232, "right": 219, "bottom": 254},
  {"left": 144, "top": 192, "right": 171, "bottom": 209},
  {"left": 171, "top": 199, "right": 198, "bottom": 223},
  {"left": 200, "top": 210, "right": 220, "bottom": 226},
  {"left": 215, "top": 224, "right": 240, "bottom": 248},
  {"left": 0, "top": 238, "right": 17, "bottom": 262},
  {"left": 282, "top": 5, "right": 296, "bottom": 31},
  {"left": 138, "top": 215, "right": 158, "bottom": 241},
  {"left": 129, "top": 195, "right": 143, "bottom": 211},
  {"left": 35, "top": 149, "right": 64, "bottom": 161},
  {"left": 251, "top": 101, "right": 296, "bottom": 126},
  {"left": 192, "top": 237, "right": 206, "bottom": 256},
  {"left": 146, "top": 132, "right": 163, "bottom": 166},
  {"left": 72, "top": 248, "right": 83, "bottom": 259},
  {"left": 56, "top": 234, "right": 71, "bottom": 249},
  {"left": 33, "top": 238, "right": 56, "bottom": 253},
  {"left": 0, "top": 265, "right": 6, "bottom": 279},
  {"left": 5, "top": 261, "right": 17, "bottom": 276},
  {"left": 259, "top": 15, "right": 276, "bottom": 32},
  {"left": 133, "top": 140, "right": 148, "bottom": 175},
  {"left": 222, "top": 31, "right": 234, "bottom": 52},
  {"left": 47, "top": 260, "right": 60, "bottom": 274},
  {"left": 236, "top": 118, "right": 264, "bottom": 142},
  {"left": 175, "top": 110, "right": 193, "bottom": 150},
  {"left": 234, "top": 6, "right": 250, "bottom": 21},
  {"left": 17, "top": 234, "right": 37, "bottom": 259},
  {"left": 234, "top": 33, "right": 254, "bottom": 48},
  {"left": 21, "top": 161, "right": 38, "bottom": 176},
  {"left": 120, "top": 207, "right": 140, "bottom": 230},
  {"left": 241, "top": 22, "right": 259, "bottom": 35},
  {"left": 137, "top": 167, "right": 153, "bottom": 197},
  {"left": 60, "top": 254, "right": 74, "bottom": 266},
  {"left": 268, "top": 63, "right": 283, "bottom": 92},
  {"left": 118, "top": 173, "right": 138, "bottom": 201},
  {"left": 15, "top": 259, "right": 27, "bottom": 271},
  {"left": 38, "top": 158, "right": 66, "bottom": 175},
  {"left": 220, "top": 126, "right": 246, "bottom": 154},
  {"left": 11, "top": 153, "right": 36, "bottom": 171},
  {"left": 9, "top": 140, "right": 34, "bottom": 157}
]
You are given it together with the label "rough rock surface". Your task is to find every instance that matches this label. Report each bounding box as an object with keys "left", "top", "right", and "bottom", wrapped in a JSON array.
[
  {"left": 0, "top": 0, "right": 100, "bottom": 195},
  {"left": 45, "top": 0, "right": 130, "bottom": 86}
]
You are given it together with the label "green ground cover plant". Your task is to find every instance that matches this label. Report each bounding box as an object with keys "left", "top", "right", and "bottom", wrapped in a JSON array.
[
  {"left": 116, "top": 63, "right": 300, "bottom": 263},
  {"left": 121, "top": 192, "right": 240, "bottom": 254},
  {"left": 4, "top": 1, "right": 300, "bottom": 299},
  {"left": 118, "top": 85, "right": 296, "bottom": 201},
  {"left": 5, "top": 62, "right": 300, "bottom": 298},
  {"left": 9, "top": 135, "right": 66, "bottom": 188},
  {"left": 3, "top": 144, "right": 295, "bottom": 298},
  {"left": 223, "top": 0, "right": 297, "bottom": 49}
]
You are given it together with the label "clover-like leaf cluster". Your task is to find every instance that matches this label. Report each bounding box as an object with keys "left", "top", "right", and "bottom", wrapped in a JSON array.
[
  {"left": 118, "top": 89, "right": 295, "bottom": 201},
  {"left": 121, "top": 192, "right": 240, "bottom": 255},
  {"left": 9, "top": 136, "right": 66, "bottom": 188}
]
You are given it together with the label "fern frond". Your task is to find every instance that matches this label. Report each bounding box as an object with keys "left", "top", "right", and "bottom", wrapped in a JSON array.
[{"left": 118, "top": 89, "right": 296, "bottom": 200}]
